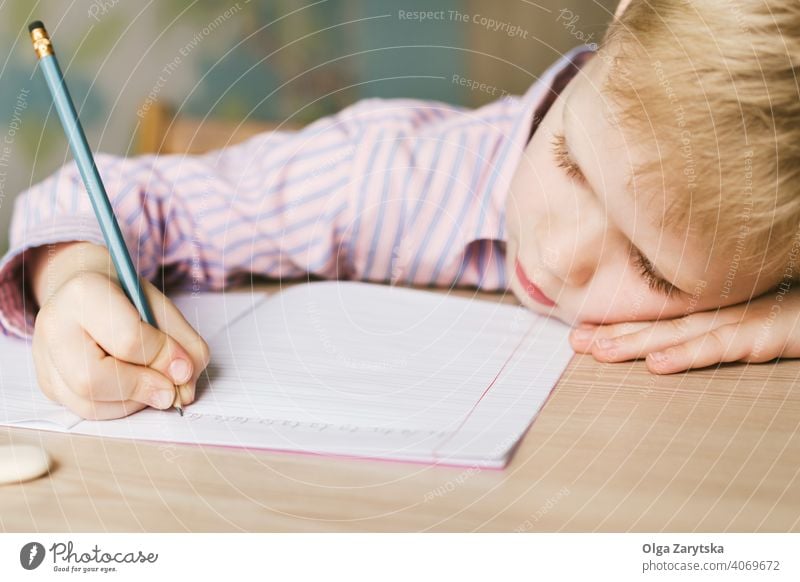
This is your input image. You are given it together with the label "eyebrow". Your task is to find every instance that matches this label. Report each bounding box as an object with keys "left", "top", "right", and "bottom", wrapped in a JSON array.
[{"left": 560, "top": 104, "right": 688, "bottom": 296}]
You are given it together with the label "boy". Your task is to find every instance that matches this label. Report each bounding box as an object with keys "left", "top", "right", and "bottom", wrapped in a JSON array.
[{"left": 1, "top": 0, "right": 797, "bottom": 420}]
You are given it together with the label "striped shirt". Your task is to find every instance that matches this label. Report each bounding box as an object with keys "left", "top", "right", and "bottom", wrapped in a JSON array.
[{"left": 0, "top": 45, "right": 594, "bottom": 340}]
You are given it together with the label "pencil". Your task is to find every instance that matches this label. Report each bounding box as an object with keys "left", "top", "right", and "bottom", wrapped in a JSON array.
[{"left": 28, "top": 20, "right": 185, "bottom": 416}]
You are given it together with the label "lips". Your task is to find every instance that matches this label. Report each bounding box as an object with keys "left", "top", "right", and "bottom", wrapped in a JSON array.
[{"left": 515, "top": 257, "right": 556, "bottom": 307}]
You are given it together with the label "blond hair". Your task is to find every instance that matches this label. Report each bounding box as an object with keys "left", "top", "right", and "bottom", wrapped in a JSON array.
[{"left": 600, "top": 0, "right": 800, "bottom": 286}]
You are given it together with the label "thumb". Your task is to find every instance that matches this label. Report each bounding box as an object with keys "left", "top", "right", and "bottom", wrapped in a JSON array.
[{"left": 138, "top": 324, "right": 195, "bottom": 386}]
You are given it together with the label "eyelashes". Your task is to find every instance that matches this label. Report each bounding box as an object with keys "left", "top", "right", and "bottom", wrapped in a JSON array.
[
  {"left": 631, "top": 247, "right": 680, "bottom": 299},
  {"left": 550, "top": 132, "right": 585, "bottom": 183}
]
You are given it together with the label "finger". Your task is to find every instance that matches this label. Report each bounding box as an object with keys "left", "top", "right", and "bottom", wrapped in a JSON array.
[
  {"left": 140, "top": 279, "right": 211, "bottom": 405},
  {"left": 581, "top": 311, "right": 736, "bottom": 362},
  {"left": 46, "top": 352, "right": 149, "bottom": 420},
  {"left": 141, "top": 278, "right": 210, "bottom": 365},
  {"left": 570, "top": 320, "right": 653, "bottom": 353},
  {"left": 45, "top": 326, "right": 175, "bottom": 408},
  {"left": 644, "top": 323, "right": 754, "bottom": 374},
  {"left": 58, "top": 273, "right": 195, "bottom": 385},
  {"left": 56, "top": 328, "right": 182, "bottom": 407},
  {"left": 31, "top": 318, "right": 60, "bottom": 404},
  {"left": 585, "top": 308, "right": 740, "bottom": 362},
  {"left": 35, "top": 332, "right": 149, "bottom": 419}
]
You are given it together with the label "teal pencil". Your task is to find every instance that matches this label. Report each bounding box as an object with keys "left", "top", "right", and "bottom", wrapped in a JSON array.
[{"left": 28, "top": 20, "right": 184, "bottom": 415}]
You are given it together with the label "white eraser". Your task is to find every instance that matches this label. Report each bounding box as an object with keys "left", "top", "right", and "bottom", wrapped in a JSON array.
[{"left": 0, "top": 444, "right": 51, "bottom": 485}]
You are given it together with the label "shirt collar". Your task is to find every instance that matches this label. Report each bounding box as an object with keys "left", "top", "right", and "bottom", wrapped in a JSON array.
[{"left": 473, "top": 44, "right": 597, "bottom": 244}]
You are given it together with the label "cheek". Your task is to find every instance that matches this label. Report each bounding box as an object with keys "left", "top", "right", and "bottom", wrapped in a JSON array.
[
  {"left": 505, "top": 162, "right": 554, "bottom": 246},
  {"left": 504, "top": 182, "right": 529, "bottom": 244},
  {"left": 578, "top": 272, "right": 689, "bottom": 323},
  {"left": 569, "top": 264, "right": 661, "bottom": 322}
]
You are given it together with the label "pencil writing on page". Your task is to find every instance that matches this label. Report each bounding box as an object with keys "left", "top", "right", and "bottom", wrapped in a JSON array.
[{"left": 28, "top": 20, "right": 184, "bottom": 416}]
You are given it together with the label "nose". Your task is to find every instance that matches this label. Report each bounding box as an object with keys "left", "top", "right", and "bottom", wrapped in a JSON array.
[{"left": 537, "top": 213, "right": 606, "bottom": 288}]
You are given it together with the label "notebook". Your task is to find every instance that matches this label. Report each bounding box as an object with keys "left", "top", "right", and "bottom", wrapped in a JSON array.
[{"left": 0, "top": 281, "right": 574, "bottom": 468}]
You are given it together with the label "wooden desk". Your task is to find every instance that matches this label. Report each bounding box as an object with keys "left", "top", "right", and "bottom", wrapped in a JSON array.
[{"left": 2, "top": 283, "right": 799, "bottom": 532}]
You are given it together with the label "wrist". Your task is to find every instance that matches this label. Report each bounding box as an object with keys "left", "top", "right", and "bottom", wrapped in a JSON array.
[{"left": 27, "top": 241, "right": 116, "bottom": 307}]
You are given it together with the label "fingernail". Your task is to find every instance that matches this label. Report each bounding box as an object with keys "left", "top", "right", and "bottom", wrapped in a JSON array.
[
  {"left": 649, "top": 351, "right": 671, "bottom": 372},
  {"left": 572, "top": 329, "right": 593, "bottom": 341},
  {"left": 650, "top": 350, "right": 669, "bottom": 363},
  {"left": 150, "top": 390, "right": 175, "bottom": 409},
  {"left": 596, "top": 337, "right": 617, "bottom": 349},
  {"left": 169, "top": 358, "right": 192, "bottom": 384}
]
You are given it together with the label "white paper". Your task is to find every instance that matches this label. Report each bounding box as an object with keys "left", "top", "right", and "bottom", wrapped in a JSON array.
[{"left": 1, "top": 282, "right": 574, "bottom": 468}]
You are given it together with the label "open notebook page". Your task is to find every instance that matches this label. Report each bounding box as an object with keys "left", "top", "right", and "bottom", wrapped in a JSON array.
[
  {"left": 74, "top": 281, "right": 574, "bottom": 468},
  {"left": 0, "top": 290, "right": 267, "bottom": 430}
]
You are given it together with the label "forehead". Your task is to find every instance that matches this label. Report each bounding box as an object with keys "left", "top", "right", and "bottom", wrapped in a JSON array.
[
  {"left": 562, "top": 56, "right": 641, "bottom": 205},
  {"left": 562, "top": 57, "right": 663, "bottom": 231}
]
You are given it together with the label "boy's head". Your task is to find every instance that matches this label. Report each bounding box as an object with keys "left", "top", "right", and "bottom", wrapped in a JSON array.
[{"left": 505, "top": 0, "right": 800, "bottom": 326}]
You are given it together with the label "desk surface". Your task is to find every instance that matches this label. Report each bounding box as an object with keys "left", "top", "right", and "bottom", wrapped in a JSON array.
[{"left": 2, "top": 283, "right": 799, "bottom": 532}]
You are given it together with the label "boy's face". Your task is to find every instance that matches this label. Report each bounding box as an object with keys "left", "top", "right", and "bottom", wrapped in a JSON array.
[{"left": 504, "top": 51, "right": 777, "bottom": 326}]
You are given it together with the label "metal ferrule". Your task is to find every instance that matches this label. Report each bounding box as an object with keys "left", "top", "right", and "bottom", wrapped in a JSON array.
[{"left": 30, "top": 26, "right": 54, "bottom": 59}]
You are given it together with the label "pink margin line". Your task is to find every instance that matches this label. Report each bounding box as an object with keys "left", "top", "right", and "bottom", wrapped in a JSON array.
[
  {"left": 10, "top": 346, "right": 577, "bottom": 474},
  {"left": 432, "top": 325, "right": 533, "bottom": 456}
]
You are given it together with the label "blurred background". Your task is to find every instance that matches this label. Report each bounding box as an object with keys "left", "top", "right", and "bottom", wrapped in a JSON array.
[{"left": 0, "top": 0, "right": 615, "bottom": 254}]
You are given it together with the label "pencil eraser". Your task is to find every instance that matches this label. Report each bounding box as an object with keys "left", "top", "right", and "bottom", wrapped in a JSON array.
[
  {"left": 28, "top": 20, "right": 45, "bottom": 32},
  {"left": 0, "top": 444, "right": 51, "bottom": 485}
]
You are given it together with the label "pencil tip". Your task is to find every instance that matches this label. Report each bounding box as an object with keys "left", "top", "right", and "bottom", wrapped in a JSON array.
[
  {"left": 177, "top": 406, "right": 184, "bottom": 417},
  {"left": 29, "top": 20, "right": 44, "bottom": 32}
]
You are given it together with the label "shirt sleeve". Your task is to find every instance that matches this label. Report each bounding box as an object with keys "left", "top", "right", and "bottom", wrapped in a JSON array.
[
  {"left": 0, "top": 108, "right": 361, "bottom": 341},
  {"left": 339, "top": 46, "right": 597, "bottom": 295},
  {"left": 339, "top": 95, "right": 520, "bottom": 294}
]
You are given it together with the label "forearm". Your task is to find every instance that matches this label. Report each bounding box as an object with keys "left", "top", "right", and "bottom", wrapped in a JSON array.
[
  {"left": 27, "top": 241, "right": 115, "bottom": 307},
  {"left": 0, "top": 108, "right": 362, "bottom": 342},
  {"left": 0, "top": 152, "right": 171, "bottom": 339}
]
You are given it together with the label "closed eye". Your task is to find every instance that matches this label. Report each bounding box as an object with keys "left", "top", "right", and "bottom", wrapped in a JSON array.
[
  {"left": 552, "top": 131, "right": 683, "bottom": 300},
  {"left": 551, "top": 131, "right": 586, "bottom": 184},
  {"left": 631, "top": 246, "right": 682, "bottom": 299}
]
